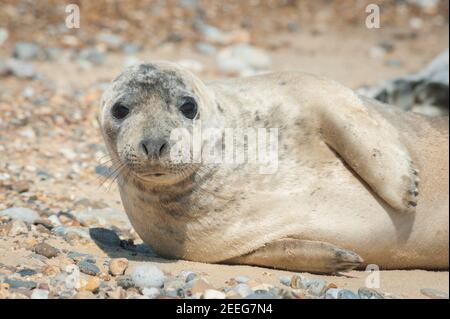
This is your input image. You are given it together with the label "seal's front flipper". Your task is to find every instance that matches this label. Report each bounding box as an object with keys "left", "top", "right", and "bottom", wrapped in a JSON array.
[
  {"left": 319, "top": 96, "right": 419, "bottom": 213},
  {"left": 225, "top": 239, "right": 363, "bottom": 274}
]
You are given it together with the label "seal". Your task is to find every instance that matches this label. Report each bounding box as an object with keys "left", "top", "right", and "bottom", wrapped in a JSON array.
[{"left": 99, "top": 61, "right": 449, "bottom": 273}]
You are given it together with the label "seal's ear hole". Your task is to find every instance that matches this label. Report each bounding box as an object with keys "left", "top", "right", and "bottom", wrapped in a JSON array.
[
  {"left": 179, "top": 98, "right": 198, "bottom": 120},
  {"left": 111, "top": 102, "right": 130, "bottom": 120}
]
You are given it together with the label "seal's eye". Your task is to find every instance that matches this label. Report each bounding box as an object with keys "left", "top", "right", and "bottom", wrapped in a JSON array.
[
  {"left": 179, "top": 98, "right": 197, "bottom": 120},
  {"left": 111, "top": 102, "right": 129, "bottom": 120}
]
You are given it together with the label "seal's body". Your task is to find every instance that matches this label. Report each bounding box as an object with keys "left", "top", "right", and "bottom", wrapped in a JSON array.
[{"left": 100, "top": 62, "right": 448, "bottom": 273}]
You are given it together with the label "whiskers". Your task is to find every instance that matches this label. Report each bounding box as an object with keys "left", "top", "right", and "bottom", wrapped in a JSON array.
[{"left": 95, "top": 154, "right": 128, "bottom": 191}]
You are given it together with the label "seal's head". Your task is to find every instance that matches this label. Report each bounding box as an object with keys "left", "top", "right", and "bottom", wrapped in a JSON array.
[{"left": 100, "top": 62, "right": 214, "bottom": 184}]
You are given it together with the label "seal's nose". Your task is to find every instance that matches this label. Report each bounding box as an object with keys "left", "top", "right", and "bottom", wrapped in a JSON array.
[{"left": 139, "top": 138, "right": 168, "bottom": 158}]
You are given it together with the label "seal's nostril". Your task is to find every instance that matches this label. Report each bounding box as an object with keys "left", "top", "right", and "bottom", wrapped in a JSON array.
[
  {"left": 140, "top": 139, "right": 167, "bottom": 158},
  {"left": 141, "top": 141, "right": 149, "bottom": 156},
  {"left": 159, "top": 142, "right": 167, "bottom": 156}
]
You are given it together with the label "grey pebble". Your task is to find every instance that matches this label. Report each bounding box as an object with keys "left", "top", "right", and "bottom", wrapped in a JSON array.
[
  {"left": 234, "top": 276, "right": 250, "bottom": 284},
  {"left": 4, "top": 278, "right": 37, "bottom": 289},
  {"left": 337, "top": 289, "right": 359, "bottom": 299},
  {"left": 131, "top": 265, "right": 165, "bottom": 289},
  {"left": 17, "top": 268, "right": 38, "bottom": 277},
  {"left": 117, "top": 275, "right": 135, "bottom": 289},
  {"left": 358, "top": 287, "right": 385, "bottom": 299},
  {"left": 233, "top": 283, "right": 253, "bottom": 298},
  {"left": 78, "top": 260, "right": 101, "bottom": 276},
  {"left": 306, "top": 279, "right": 327, "bottom": 296},
  {"left": 13, "top": 42, "right": 42, "bottom": 60},
  {"left": 279, "top": 275, "right": 292, "bottom": 286},
  {"left": 0, "top": 207, "right": 39, "bottom": 223},
  {"left": 89, "top": 227, "right": 121, "bottom": 247},
  {"left": 420, "top": 288, "right": 449, "bottom": 299}
]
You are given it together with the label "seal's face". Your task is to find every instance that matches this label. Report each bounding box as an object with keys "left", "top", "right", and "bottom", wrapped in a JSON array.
[{"left": 100, "top": 62, "right": 206, "bottom": 184}]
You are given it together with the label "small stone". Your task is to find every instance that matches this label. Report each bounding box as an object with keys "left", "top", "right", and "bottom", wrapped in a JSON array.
[
  {"left": 306, "top": 279, "right": 327, "bottom": 296},
  {"left": 195, "top": 42, "right": 217, "bottom": 56},
  {"left": 233, "top": 283, "right": 253, "bottom": 298},
  {"left": 13, "top": 42, "right": 42, "bottom": 60},
  {"left": 187, "top": 278, "right": 214, "bottom": 296},
  {"left": 142, "top": 287, "right": 160, "bottom": 299},
  {"left": 325, "top": 288, "right": 341, "bottom": 299},
  {"left": 67, "top": 251, "right": 92, "bottom": 263},
  {"left": 106, "top": 287, "right": 127, "bottom": 299},
  {"left": 41, "top": 265, "right": 60, "bottom": 276},
  {"left": 279, "top": 275, "right": 292, "bottom": 286},
  {"left": 78, "top": 260, "right": 101, "bottom": 276},
  {"left": 31, "top": 289, "right": 49, "bottom": 299},
  {"left": 116, "top": 275, "right": 135, "bottom": 289},
  {"left": 245, "top": 290, "right": 278, "bottom": 299},
  {"left": 131, "top": 265, "right": 165, "bottom": 289},
  {"left": 203, "top": 289, "right": 226, "bottom": 299},
  {"left": 290, "top": 274, "right": 307, "bottom": 289},
  {"left": 0, "top": 28, "right": 8, "bottom": 46},
  {"left": 17, "top": 268, "right": 37, "bottom": 277},
  {"left": 34, "top": 243, "right": 59, "bottom": 258},
  {"left": 420, "top": 288, "right": 449, "bottom": 299},
  {"left": 8, "top": 220, "right": 29, "bottom": 236},
  {"left": 0, "top": 207, "right": 39, "bottom": 223},
  {"left": 12, "top": 180, "right": 30, "bottom": 193},
  {"left": 358, "top": 287, "right": 385, "bottom": 299},
  {"left": 79, "top": 276, "right": 100, "bottom": 292},
  {"left": 337, "top": 289, "right": 359, "bottom": 299},
  {"left": 234, "top": 276, "right": 250, "bottom": 284},
  {"left": 109, "top": 258, "right": 129, "bottom": 276},
  {"left": 4, "top": 59, "right": 36, "bottom": 78},
  {"left": 216, "top": 44, "right": 271, "bottom": 75},
  {"left": 4, "top": 278, "right": 37, "bottom": 289},
  {"left": 89, "top": 227, "right": 121, "bottom": 247}
]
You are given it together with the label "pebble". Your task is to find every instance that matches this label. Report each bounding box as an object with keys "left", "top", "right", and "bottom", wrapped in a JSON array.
[
  {"left": 279, "top": 275, "right": 291, "bottom": 286},
  {"left": 116, "top": 275, "right": 135, "bottom": 289},
  {"left": 358, "top": 287, "right": 385, "bottom": 299},
  {"left": 8, "top": 220, "right": 29, "bottom": 236},
  {"left": 306, "top": 279, "right": 327, "bottom": 296},
  {"left": 324, "top": 288, "right": 341, "bottom": 299},
  {"left": 290, "top": 274, "right": 308, "bottom": 289},
  {"left": 233, "top": 283, "right": 253, "bottom": 298},
  {"left": 78, "top": 260, "right": 101, "bottom": 276},
  {"left": 109, "top": 258, "right": 129, "bottom": 276},
  {"left": 216, "top": 44, "right": 271, "bottom": 75},
  {"left": 106, "top": 287, "right": 127, "bottom": 299},
  {"left": 0, "top": 28, "right": 8, "bottom": 46},
  {"left": 89, "top": 227, "right": 121, "bottom": 247},
  {"left": 337, "top": 289, "right": 359, "bottom": 299},
  {"left": 80, "top": 276, "right": 100, "bottom": 292},
  {"left": 245, "top": 290, "right": 277, "bottom": 299},
  {"left": 4, "top": 278, "right": 37, "bottom": 289},
  {"left": 34, "top": 243, "right": 59, "bottom": 258},
  {"left": 131, "top": 265, "right": 165, "bottom": 289},
  {"left": 142, "top": 287, "right": 161, "bottom": 299},
  {"left": 180, "top": 270, "right": 197, "bottom": 282},
  {"left": 0, "top": 207, "right": 39, "bottom": 223},
  {"left": 13, "top": 42, "right": 42, "bottom": 60},
  {"left": 96, "top": 32, "right": 124, "bottom": 50},
  {"left": 4, "top": 59, "right": 36, "bottom": 78},
  {"left": 234, "top": 276, "right": 250, "bottom": 284},
  {"left": 203, "top": 289, "right": 226, "bottom": 299},
  {"left": 31, "top": 289, "right": 49, "bottom": 299},
  {"left": 420, "top": 288, "right": 449, "bottom": 299},
  {"left": 195, "top": 42, "right": 217, "bottom": 56},
  {"left": 17, "top": 268, "right": 38, "bottom": 277}
]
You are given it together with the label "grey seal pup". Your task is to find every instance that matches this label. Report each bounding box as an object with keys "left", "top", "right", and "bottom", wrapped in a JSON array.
[{"left": 99, "top": 61, "right": 448, "bottom": 273}]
